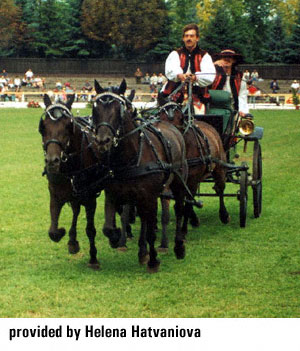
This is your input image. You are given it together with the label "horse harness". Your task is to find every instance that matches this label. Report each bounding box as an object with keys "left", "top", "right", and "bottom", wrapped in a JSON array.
[
  {"left": 159, "top": 100, "right": 213, "bottom": 171},
  {"left": 71, "top": 92, "right": 189, "bottom": 198}
]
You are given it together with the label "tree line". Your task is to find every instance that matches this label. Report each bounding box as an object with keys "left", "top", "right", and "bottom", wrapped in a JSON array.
[{"left": 0, "top": 0, "right": 299, "bottom": 64}]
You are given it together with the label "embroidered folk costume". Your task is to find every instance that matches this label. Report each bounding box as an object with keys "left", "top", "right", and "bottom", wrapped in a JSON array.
[
  {"left": 211, "top": 49, "right": 249, "bottom": 115},
  {"left": 160, "top": 46, "right": 216, "bottom": 113}
]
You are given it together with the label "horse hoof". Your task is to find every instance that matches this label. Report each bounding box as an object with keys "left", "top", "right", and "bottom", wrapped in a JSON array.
[
  {"left": 49, "top": 228, "right": 66, "bottom": 242},
  {"left": 190, "top": 217, "right": 200, "bottom": 227},
  {"left": 147, "top": 260, "right": 160, "bottom": 273},
  {"left": 174, "top": 244, "right": 185, "bottom": 260},
  {"left": 88, "top": 263, "right": 100, "bottom": 270},
  {"left": 103, "top": 227, "right": 121, "bottom": 248},
  {"left": 117, "top": 246, "right": 128, "bottom": 252},
  {"left": 220, "top": 213, "right": 231, "bottom": 224},
  {"left": 139, "top": 254, "right": 149, "bottom": 265},
  {"left": 157, "top": 247, "right": 168, "bottom": 253},
  {"left": 68, "top": 241, "right": 80, "bottom": 254}
]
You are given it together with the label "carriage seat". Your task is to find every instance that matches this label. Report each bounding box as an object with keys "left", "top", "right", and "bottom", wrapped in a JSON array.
[{"left": 206, "top": 90, "right": 235, "bottom": 134}]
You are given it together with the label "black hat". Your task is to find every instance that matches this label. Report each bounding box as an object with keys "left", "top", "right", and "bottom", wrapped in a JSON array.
[{"left": 213, "top": 49, "right": 244, "bottom": 64}]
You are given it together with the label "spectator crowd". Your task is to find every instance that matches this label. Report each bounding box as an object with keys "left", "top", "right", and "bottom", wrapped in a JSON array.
[
  {"left": 0, "top": 68, "right": 46, "bottom": 101},
  {"left": 134, "top": 68, "right": 167, "bottom": 101},
  {"left": 1, "top": 65, "right": 299, "bottom": 105}
]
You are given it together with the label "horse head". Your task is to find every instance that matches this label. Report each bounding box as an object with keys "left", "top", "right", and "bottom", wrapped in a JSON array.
[
  {"left": 39, "top": 94, "right": 75, "bottom": 173},
  {"left": 159, "top": 101, "right": 184, "bottom": 129},
  {"left": 92, "top": 79, "right": 135, "bottom": 154}
]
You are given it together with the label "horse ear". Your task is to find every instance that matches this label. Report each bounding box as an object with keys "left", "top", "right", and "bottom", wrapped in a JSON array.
[
  {"left": 94, "top": 79, "right": 104, "bottom": 94},
  {"left": 43, "top": 94, "right": 52, "bottom": 108},
  {"left": 128, "top": 89, "right": 135, "bottom": 102},
  {"left": 118, "top": 79, "right": 127, "bottom": 95},
  {"left": 157, "top": 93, "right": 168, "bottom": 107},
  {"left": 66, "top": 94, "right": 75, "bottom": 110},
  {"left": 38, "top": 118, "right": 45, "bottom": 135}
]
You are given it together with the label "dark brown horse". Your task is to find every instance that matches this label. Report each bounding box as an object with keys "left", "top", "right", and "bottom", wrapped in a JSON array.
[
  {"left": 91, "top": 79, "right": 188, "bottom": 272},
  {"left": 39, "top": 94, "right": 99, "bottom": 269},
  {"left": 159, "top": 100, "right": 230, "bottom": 241}
]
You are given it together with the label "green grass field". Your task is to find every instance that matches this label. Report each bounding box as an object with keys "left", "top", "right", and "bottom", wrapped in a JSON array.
[{"left": 0, "top": 108, "right": 299, "bottom": 318}]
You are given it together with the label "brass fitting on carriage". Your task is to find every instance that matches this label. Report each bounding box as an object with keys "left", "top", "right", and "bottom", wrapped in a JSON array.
[
  {"left": 239, "top": 114, "right": 254, "bottom": 136},
  {"left": 238, "top": 114, "right": 255, "bottom": 153}
]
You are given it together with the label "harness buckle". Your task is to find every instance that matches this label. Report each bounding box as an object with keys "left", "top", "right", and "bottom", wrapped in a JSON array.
[{"left": 113, "top": 137, "right": 119, "bottom": 147}]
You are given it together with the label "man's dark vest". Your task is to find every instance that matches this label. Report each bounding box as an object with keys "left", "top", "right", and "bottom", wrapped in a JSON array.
[
  {"left": 211, "top": 65, "right": 242, "bottom": 111},
  {"left": 161, "top": 46, "right": 208, "bottom": 101}
]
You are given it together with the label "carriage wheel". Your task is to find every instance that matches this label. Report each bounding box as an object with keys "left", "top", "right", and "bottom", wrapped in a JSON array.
[
  {"left": 239, "top": 162, "right": 248, "bottom": 228},
  {"left": 252, "top": 141, "right": 262, "bottom": 218}
]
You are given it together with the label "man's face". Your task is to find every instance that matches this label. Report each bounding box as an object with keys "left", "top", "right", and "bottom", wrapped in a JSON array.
[
  {"left": 183, "top": 29, "right": 199, "bottom": 51},
  {"left": 222, "top": 56, "right": 236, "bottom": 66}
]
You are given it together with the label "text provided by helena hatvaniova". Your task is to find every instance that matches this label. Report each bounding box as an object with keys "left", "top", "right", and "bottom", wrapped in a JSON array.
[{"left": 9, "top": 324, "right": 201, "bottom": 341}]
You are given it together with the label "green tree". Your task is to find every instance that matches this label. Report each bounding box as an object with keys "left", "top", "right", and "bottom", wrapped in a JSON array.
[
  {"left": 285, "top": 9, "right": 300, "bottom": 63},
  {"left": 81, "top": 0, "right": 168, "bottom": 59},
  {"left": 271, "top": 0, "right": 300, "bottom": 35},
  {"left": 14, "top": 0, "right": 91, "bottom": 58},
  {"left": 196, "top": 0, "right": 245, "bottom": 34},
  {"left": 243, "top": 0, "right": 273, "bottom": 62},
  {"left": 0, "top": 0, "right": 26, "bottom": 56},
  {"left": 199, "top": 4, "right": 246, "bottom": 56},
  {"left": 167, "top": 0, "right": 200, "bottom": 47},
  {"left": 59, "top": 0, "right": 91, "bottom": 58},
  {"left": 264, "top": 14, "right": 287, "bottom": 63}
]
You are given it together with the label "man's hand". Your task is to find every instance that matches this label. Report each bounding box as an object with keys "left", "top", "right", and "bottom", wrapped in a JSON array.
[
  {"left": 177, "top": 73, "right": 196, "bottom": 82},
  {"left": 214, "top": 59, "right": 232, "bottom": 74}
]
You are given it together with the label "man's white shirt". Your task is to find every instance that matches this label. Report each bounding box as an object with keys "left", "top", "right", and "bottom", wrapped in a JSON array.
[{"left": 164, "top": 50, "right": 216, "bottom": 87}]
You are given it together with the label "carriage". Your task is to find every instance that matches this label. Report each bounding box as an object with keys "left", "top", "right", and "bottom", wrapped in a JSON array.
[
  {"left": 141, "top": 83, "right": 263, "bottom": 228},
  {"left": 192, "top": 89, "right": 263, "bottom": 227},
  {"left": 158, "top": 84, "right": 264, "bottom": 228}
]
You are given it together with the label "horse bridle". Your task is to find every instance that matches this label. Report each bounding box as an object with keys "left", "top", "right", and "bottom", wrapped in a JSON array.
[
  {"left": 93, "top": 92, "right": 135, "bottom": 147},
  {"left": 41, "top": 104, "right": 74, "bottom": 161},
  {"left": 159, "top": 101, "right": 182, "bottom": 121}
]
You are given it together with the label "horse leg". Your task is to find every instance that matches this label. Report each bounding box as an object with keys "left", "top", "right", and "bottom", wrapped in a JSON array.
[
  {"left": 182, "top": 202, "right": 191, "bottom": 237},
  {"left": 138, "top": 201, "right": 160, "bottom": 272},
  {"left": 187, "top": 182, "right": 200, "bottom": 227},
  {"left": 182, "top": 181, "right": 198, "bottom": 238},
  {"left": 138, "top": 218, "right": 149, "bottom": 265},
  {"left": 102, "top": 192, "right": 121, "bottom": 248},
  {"left": 213, "top": 167, "right": 230, "bottom": 224},
  {"left": 146, "top": 202, "right": 160, "bottom": 273},
  {"left": 118, "top": 205, "right": 131, "bottom": 251},
  {"left": 48, "top": 194, "right": 66, "bottom": 242},
  {"left": 68, "top": 201, "right": 81, "bottom": 254},
  {"left": 189, "top": 208, "right": 200, "bottom": 227},
  {"left": 84, "top": 197, "right": 100, "bottom": 269},
  {"left": 124, "top": 204, "right": 135, "bottom": 242},
  {"left": 171, "top": 186, "right": 186, "bottom": 260},
  {"left": 158, "top": 197, "right": 170, "bottom": 252},
  {"left": 128, "top": 204, "right": 136, "bottom": 225}
]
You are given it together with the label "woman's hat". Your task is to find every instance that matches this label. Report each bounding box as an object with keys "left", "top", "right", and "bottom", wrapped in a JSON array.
[{"left": 214, "top": 49, "right": 244, "bottom": 64}]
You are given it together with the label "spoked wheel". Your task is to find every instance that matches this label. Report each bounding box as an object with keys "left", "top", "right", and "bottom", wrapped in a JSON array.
[
  {"left": 239, "top": 162, "right": 248, "bottom": 228},
  {"left": 252, "top": 141, "right": 262, "bottom": 218}
]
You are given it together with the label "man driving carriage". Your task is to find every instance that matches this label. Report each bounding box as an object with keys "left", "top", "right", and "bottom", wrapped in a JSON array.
[{"left": 158, "top": 23, "right": 216, "bottom": 112}]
